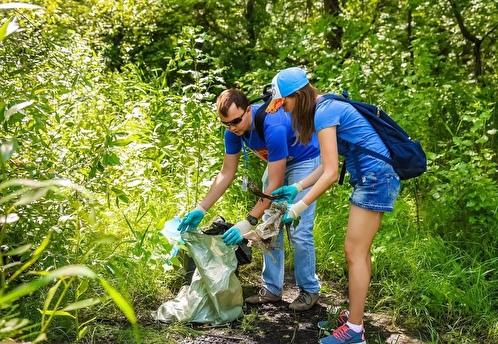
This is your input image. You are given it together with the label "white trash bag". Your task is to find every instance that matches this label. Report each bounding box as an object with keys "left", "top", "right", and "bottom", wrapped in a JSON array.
[{"left": 153, "top": 230, "right": 243, "bottom": 325}]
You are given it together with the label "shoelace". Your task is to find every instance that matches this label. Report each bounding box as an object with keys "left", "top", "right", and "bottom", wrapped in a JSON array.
[
  {"left": 295, "top": 291, "right": 311, "bottom": 304},
  {"left": 332, "top": 324, "right": 352, "bottom": 341}
]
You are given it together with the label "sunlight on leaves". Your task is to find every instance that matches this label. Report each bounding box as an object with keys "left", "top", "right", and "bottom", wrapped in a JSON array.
[
  {"left": 38, "top": 309, "right": 76, "bottom": 318},
  {"left": 0, "top": 213, "right": 19, "bottom": 224},
  {"left": 99, "top": 278, "right": 137, "bottom": 324},
  {"left": 0, "top": 3, "right": 44, "bottom": 10},
  {"left": 0, "top": 138, "right": 18, "bottom": 163},
  {"left": 3, "top": 243, "right": 31, "bottom": 256},
  {"left": 4, "top": 100, "right": 34, "bottom": 120}
]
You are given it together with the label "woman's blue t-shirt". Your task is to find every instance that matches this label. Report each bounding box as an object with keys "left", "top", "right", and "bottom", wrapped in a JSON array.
[
  {"left": 314, "top": 97, "right": 389, "bottom": 181},
  {"left": 225, "top": 104, "right": 320, "bottom": 166}
]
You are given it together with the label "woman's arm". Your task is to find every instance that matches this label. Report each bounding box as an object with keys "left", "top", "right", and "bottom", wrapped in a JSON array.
[{"left": 301, "top": 126, "right": 339, "bottom": 205}]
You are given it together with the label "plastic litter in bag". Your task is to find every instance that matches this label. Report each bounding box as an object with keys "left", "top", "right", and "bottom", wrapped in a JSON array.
[
  {"left": 161, "top": 216, "right": 183, "bottom": 243},
  {"left": 160, "top": 216, "right": 183, "bottom": 260}
]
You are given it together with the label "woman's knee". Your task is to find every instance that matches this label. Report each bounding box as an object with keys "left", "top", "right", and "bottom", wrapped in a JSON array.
[{"left": 344, "top": 240, "right": 371, "bottom": 265}]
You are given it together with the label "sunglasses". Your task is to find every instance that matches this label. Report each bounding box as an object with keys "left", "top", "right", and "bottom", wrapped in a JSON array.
[{"left": 221, "top": 109, "right": 246, "bottom": 127}]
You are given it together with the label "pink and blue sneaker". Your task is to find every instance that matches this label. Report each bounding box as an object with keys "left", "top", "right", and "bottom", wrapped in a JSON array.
[{"left": 318, "top": 322, "right": 366, "bottom": 344}]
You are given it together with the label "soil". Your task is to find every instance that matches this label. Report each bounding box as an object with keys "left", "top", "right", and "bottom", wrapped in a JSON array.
[{"left": 172, "top": 269, "right": 428, "bottom": 344}]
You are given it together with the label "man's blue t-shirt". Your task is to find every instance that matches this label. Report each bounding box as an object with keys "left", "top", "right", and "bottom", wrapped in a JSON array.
[
  {"left": 314, "top": 97, "right": 389, "bottom": 181},
  {"left": 225, "top": 104, "right": 320, "bottom": 166}
]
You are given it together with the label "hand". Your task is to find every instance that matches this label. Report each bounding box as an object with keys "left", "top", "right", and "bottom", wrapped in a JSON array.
[
  {"left": 221, "top": 227, "right": 243, "bottom": 245},
  {"left": 178, "top": 205, "right": 206, "bottom": 232},
  {"left": 271, "top": 182, "right": 303, "bottom": 205},
  {"left": 222, "top": 219, "right": 253, "bottom": 245},
  {"left": 281, "top": 200, "right": 309, "bottom": 224}
]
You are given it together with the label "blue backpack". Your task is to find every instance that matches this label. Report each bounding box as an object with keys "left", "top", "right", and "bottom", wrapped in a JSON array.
[{"left": 317, "top": 92, "right": 427, "bottom": 185}]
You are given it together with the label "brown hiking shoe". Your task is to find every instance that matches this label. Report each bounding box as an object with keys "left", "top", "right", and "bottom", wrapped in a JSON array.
[
  {"left": 288, "top": 290, "right": 319, "bottom": 311},
  {"left": 245, "top": 287, "right": 281, "bottom": 304}
]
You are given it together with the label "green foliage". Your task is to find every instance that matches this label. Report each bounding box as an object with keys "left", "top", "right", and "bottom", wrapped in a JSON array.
[
  {"left": 1, "top": 0, "right": 497, "bottom": 342},
  {"left": 0, "top": 179, "right": 138, "bottom": 342}
]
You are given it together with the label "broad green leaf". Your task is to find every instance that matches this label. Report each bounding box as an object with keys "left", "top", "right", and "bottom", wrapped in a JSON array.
[
  {"left": 111, "top": 187, "right": 129, "bottom": 203},
  {"left": 62, "top": 297, "right": 105, "bottom": 311},
  {"left": 33, "top": 333, "right": 47, "bottom": 343},
  {"left": 45, "top": 265, "right": 97, "bottom": 279},
  {"left": 3, "top": 243, "right": 31, "bottom": 256},
  {"left": 78, "top": 326, "right": 89, "bottom": 340},
  {"left": 111, "top": 135, "right": 139, "bottom": 146},
  {"left": 0, "top": 276, "right": 52, "bottom": 304},
  {"left": 0, "top": 318, "right": 30, "bottom": 332},
  {"left": 1, "top": 266, "right": 96, "bottom": 304},
  {"left": 4, "top": 100, "right": 34, "bottom": 120},
  {"left": 99, "top": 278, "right": 136, "bottom": 324},
  {"left": 38, "top": 309, "right": 75, "bottom": 318},
  {"left": 0, "top": 178, "right": 92, "bottom": 201},
  {"left": 90, "top": 234, "right": 118, "bottom": 246},
  {"left": 7, "top": 231, "right": 52, "bottom": 282},
  {"left": 43, "top": 280, "right": 62, "bottom": 317},
  {"left": 0, "top": 17, "right": 15, "bottom": 42},
  {"left": 76, "top": 279, "right": 89, "bottom": 297},
  {"left": 0, "top": 261, "right": 22, "bottom": 270},
  {"left": 0, "top": 138, "right": 18, "bottom": 163},
  {"left": 14, "top": 187, "right": 48, "bottom": 206},
  {"left": 103, "top": 152, "right": 121, "bottom": 166}
]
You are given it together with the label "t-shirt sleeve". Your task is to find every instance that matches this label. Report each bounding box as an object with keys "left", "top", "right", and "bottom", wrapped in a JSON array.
[
  {"left": 314, "top": 100, "right": 342, "bottom": 132},
  {"left": 224, "top": 129, "right": 242, "bottom": 154},
  {"left": 264, "top": 124, "right": 289, "bottom": 162}
]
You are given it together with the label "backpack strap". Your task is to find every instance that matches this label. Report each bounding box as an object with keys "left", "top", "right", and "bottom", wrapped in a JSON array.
[
  {"left": 338, "top": 161, "right": 347, "bottom": 185},
  {"left": 250, "top": 85, "right": 272, "bottom": 141},
  {"left": 253, "top": 101, "right": 269, "bottom": 140},
  {"left": 337, "top": 138, "right": 366, "bottom": 186}
]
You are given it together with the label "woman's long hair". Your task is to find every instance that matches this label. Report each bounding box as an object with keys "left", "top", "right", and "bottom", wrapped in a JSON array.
[{"left": 289, "top": 83, "right": 319, "bottom": 145}]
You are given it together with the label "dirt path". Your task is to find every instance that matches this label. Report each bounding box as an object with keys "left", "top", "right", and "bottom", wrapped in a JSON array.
[{"left": 175, "top": 270, "right": 427, "bottom": 344}]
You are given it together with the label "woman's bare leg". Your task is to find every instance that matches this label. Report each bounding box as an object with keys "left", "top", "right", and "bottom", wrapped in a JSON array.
[{"left": 344, "top": 204, "right": 383, "bottom": 326}]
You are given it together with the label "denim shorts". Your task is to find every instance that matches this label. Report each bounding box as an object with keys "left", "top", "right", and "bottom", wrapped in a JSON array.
[{"left": 349, "top": 163, "right": 401, "bottom": 213}]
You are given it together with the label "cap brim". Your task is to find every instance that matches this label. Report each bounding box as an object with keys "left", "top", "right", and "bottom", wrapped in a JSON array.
[{"left": 266, "top": 98, "right": 285, "bottom": 114}]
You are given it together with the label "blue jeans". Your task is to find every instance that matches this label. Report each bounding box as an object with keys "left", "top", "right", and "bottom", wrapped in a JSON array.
[{"left": 261, "top": 155, "right": 321, "bottom": 296}]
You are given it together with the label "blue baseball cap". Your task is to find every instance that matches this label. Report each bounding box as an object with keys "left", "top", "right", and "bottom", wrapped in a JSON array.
[{"left": 266, "top": 67, "right": 309, "bottom": 113}]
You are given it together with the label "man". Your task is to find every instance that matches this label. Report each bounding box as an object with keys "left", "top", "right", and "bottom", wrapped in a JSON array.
[{"left": 178, "top": 88, "right": 321, "bottom": 311}]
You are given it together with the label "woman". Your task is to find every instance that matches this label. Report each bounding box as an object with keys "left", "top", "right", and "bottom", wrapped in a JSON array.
[{"left": 268, "top": 67, "right": 400, "bottom": 344}]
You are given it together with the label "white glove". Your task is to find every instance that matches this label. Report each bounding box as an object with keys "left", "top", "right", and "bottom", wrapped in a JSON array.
[{"left": 282, "top": 200, "right": 309, "bottom": 224}]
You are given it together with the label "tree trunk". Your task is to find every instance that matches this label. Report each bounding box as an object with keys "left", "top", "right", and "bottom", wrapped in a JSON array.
[{"left": 323, "top": 0, "right": 343, "bottom": 50}]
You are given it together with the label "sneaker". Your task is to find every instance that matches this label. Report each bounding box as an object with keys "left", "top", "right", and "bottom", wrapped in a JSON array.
[
  {"left": 288, "top": 290, "right": 319, "bottom": 311},
  {"left": 318, "top": 310, "right": 349, "bottom": 331},
  {"left": 245, "top": 287, "right": 281, "bottom": 304},
  {"left": 318, "top": 323, "right": 366, "bottom": 344}
]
